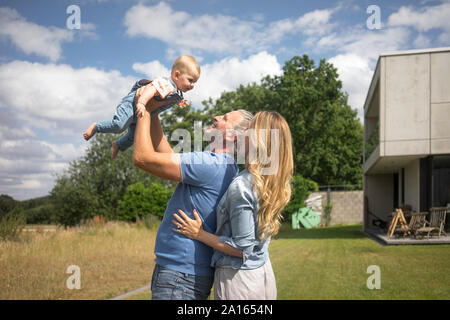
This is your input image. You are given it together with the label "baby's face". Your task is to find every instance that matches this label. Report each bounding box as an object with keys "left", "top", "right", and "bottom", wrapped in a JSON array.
[{"left": 172, "top": 66, "right": 200, "bottom": 93}]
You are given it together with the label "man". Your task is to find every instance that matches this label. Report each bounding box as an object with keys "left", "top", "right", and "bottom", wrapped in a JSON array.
[{"left": 133, "top": 100, "right": 252, "bottom": 300}]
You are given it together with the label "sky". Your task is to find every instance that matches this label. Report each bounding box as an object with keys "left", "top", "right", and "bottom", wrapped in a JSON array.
[{"left": 0, "top": 0, "right": 449, "bottom": 200}]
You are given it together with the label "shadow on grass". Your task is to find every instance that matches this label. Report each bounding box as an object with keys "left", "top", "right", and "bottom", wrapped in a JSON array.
[{"left": 274, "top": 224, "right": 367, "bottom": 240}]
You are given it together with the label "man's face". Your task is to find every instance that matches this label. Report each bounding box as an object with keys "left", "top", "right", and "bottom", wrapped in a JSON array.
[
  {"left": 206, "top": 111, "right": 242, "bottom": 134},
  {"left": 204, "top": 111, "right": 243, "bottom": 147}
]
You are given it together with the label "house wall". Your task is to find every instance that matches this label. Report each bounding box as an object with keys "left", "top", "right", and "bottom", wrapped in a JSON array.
[
  {"left": 384, "top": 54, "right": 430, "bottom": 156},
  {"left": 364, "top": 174, "right": 394, "bottom": 224},
  {"left": 430, "top": 52, "right": 450, "bottom": 154},
  {"left": 363, "top": 48, "right": 450, "bottom": 231}
]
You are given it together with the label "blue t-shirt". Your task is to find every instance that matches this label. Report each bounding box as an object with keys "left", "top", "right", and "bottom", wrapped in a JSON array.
[{"left": 154, "top": 151, "right": 238, "bottom": 277}]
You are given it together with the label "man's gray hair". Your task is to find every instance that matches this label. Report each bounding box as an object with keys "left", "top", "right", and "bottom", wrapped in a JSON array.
[{"left": 233, "top": 109, "right": 253, "bottom": 134}]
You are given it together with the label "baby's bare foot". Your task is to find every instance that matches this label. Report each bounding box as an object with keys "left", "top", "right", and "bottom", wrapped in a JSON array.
[
  {"left": 111, "top": 141, "right": 119, "bottom": 160},
  {"left": 83, "top": 123, "right": 97, "bottom": 141}
]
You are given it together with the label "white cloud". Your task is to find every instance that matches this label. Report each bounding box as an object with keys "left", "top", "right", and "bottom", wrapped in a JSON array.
[
  {"left": 0, "top": 52, "right": 281, "bottom": 199},
  {"left": 0, "top": 125, "right": 87, "bottom": 200},
  {"left": 308, "top": 13, "right": 411, "bottom": 119},
  {"left": 413, "top": 33, "right": 432, "bottom": 48},
  {"left": 0, "top": 7, "right": 74, "bottom": 62},
  {"left": 0, "top": 60, "right": 135, "bottom": 200},
  {"left": 387, "top": 2, "right": 450, "bottom": 46},
  {"left": 317, "top": 1, "right": 450, "bottom": 119},
  {"left": 124, "top": 2, "right": 338, "bottom": 57},
  {"left": 133, "top": 52, "right": 282, "bottom": 108},
  {"left": 0, "top": 61, "right": 135, "bottom": 132},
  {"left": 322, "top": 26, "right": 409, "bottom": 118},
  {"left": 317, "top": 26, "right": 411, "bottom": 61},
  {"left": 124, "top": 2, "right": 262, "bottom": 56},
  {"left": 132, "top": 60, "right": 171, "bottom": 79},
  {"left": 293, "top": 8, "right": 336, "bottom": 36},
  {"left": 189, "top": 52, "right": 282, "bottom": 107},
  {"left": 328, "top": 54, "right": 373, "bottom": 119},
  {"left": 387, "top": 2, "right": 450, "bottom": 40},
  {"left": 315, "top": 26, "right": 410, "bottom": 116}
]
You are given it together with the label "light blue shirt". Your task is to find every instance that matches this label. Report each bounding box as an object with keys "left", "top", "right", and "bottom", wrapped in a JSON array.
[
  {"left": 211, "top": 169, "right": 271, "bottom": 270},
  {"left": 154, "top": 151, "right": 238, "bottom": 277}
]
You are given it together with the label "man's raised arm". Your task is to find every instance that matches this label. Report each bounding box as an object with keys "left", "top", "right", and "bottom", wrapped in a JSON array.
[{"left": 133, "top": 107, "right": 182, "bottom": 182}]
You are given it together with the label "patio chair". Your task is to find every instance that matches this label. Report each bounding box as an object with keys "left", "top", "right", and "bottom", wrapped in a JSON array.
[
  {"left": 392, "top": 211, "right": 427, "bottom": 238},
  {"left": 416, "top": 207, "right": 448, "bottom": 239},
  {"left": 406, "top": 212, "right": 428, "bottom": 238}
]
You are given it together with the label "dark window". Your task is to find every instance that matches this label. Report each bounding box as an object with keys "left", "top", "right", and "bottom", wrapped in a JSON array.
[
  {"left": 401, "top": 168, "right": 405, "bottom": 205},
  {"left": 393, "top": 173, "right": 399, "bottom": 209},
  {"left": 432, "top": 155, "right": 450, "bottom": 207}
]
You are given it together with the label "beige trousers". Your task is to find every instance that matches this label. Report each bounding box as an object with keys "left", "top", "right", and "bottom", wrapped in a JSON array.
[{"left": 214, "top": 259, "right": 277, "bottom": 300}]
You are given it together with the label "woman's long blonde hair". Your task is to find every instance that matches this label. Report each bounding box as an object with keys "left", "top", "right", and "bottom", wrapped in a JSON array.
[{"left": 246, "top": 111, "right": 294, "bottom": 240}]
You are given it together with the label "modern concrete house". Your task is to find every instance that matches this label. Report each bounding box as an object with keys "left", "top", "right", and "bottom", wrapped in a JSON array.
[{"left": 363, "top": 47, "right": 450, "bottom": 234}]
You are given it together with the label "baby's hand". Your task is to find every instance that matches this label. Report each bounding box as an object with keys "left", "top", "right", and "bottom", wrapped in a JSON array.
[
  {"left": 136, "top": 102, "right": 146, "bottom": 118},
  {"left": 177, "top": 99, "right": 189, "bottom": 108}
]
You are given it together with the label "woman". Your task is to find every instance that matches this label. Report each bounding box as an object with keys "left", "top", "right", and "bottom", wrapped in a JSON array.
[{"left": 172, "top": 111, "right": 293, "bottom": 300}]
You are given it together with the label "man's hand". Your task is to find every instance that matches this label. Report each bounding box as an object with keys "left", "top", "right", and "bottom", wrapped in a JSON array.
[{"left": 145, "top": 97, "right": 168, "bottom": 114}]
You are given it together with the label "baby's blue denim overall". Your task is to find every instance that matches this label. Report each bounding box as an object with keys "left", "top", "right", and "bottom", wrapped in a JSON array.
[{"left": 95, "top": 79, "right": 183, "bottom": 151}]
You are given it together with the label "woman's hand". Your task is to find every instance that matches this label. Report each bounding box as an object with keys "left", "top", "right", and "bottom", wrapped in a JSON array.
[{"left": 172, "top": 209, "right": 203, "bottom": 240}]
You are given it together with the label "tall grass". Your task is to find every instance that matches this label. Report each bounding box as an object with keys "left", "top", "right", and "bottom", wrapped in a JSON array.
[{"left": 0, "top": 222, "right": 156, "bottom": 299}]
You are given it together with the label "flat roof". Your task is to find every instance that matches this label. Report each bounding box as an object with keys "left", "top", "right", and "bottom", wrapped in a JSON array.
[{"left": 380, "top": 47, "right": 450, "bottom": 57}]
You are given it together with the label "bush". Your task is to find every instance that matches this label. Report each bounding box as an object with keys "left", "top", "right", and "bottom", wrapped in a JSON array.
[
  {"left": 51, "top": 176, "right": 99, "bottom": 227},
  {"left": 117, "top": 182, "right": 173, "bottom": 222},
  {"left": 0, "top": 207, "right": 26, "bottom": 241},
  {"left": 25, "top": 203, "right": 58, "bottom": 224},
  {"left": 284, "top": 174, "right": 318, "bottom": 218}
]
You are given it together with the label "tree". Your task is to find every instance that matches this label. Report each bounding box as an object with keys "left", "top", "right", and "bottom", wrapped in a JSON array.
[
  {"left": 0, "top": 194, "right": 18, "bottom": 218},
  {"left": 160, "top": 104, "right": 212, "bottom": 152},
  {"left": 203, "top": 55, "right": 363, "bottom": 186},
  {"left": 51, "top": 133, "right": 174, "bottom": 226}
]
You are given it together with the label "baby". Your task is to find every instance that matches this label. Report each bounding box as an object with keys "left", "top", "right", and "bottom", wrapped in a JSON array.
[{"left": 83, "top": 55, "right": 200, "bottom": 159}]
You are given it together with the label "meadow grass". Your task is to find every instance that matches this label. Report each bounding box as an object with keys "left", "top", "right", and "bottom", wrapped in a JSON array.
[
  {"left": 0, "top": 222, "right": 156, "bottom": 300},
  {"left": 271, "top": 224, "right": 450, "bottom": 299},
  {"left": 1, "top": 222, "right": 448, "bottom": 300},
  {"left": 130, "top": 224, "right": 450, "bottom": 300}
]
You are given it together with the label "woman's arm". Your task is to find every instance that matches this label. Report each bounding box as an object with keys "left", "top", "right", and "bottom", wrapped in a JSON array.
[{"left": 172, "top": 209, "right": 243, "bottom": 258}]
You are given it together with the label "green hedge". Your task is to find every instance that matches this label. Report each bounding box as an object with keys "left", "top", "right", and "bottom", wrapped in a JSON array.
[{"left": 117, "top": 182, "right": 173, "bottom": 222}]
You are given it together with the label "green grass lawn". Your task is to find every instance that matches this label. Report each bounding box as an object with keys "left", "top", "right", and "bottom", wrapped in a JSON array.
[{"left": 126, "top": 224, "right": 450, "bottom": 300}]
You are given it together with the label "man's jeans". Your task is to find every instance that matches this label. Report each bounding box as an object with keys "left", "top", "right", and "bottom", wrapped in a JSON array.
[{"left": 151, "top": 264, "right": 213, "bottom": 300}]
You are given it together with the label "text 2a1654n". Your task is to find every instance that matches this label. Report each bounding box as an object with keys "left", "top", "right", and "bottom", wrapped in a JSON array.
[{"left": 221, "top": 304, "right": 272, "bottom": 315}]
